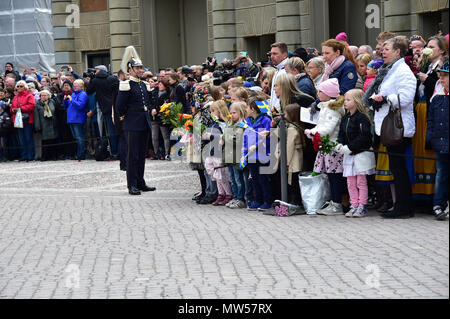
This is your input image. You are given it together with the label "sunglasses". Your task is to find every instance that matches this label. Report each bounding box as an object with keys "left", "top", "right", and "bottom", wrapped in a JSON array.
[{"left": 17, "top": 85, "right": 24, "bottom": 88}]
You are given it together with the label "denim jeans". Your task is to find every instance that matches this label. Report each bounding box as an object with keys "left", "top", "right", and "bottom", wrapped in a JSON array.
[
  {"left": 248, "top": 162, "right": 271, "bottom": 204},
  {"left": 69, "top": 123, "right": 86, "bottom": 159},
  {"left": 16, "top": 124, "right": 35, "bottom": 160},
  {"left": 228, "top": 166, "right": 245, "bottom": 201},
  {"left": 327, "top": 173, "right": 346, "bottom": 204},
  {"left": 204, "top": 169, "right": 218, "bottom": 197},
  {"left": 434, "top": 153, "right": 449, "bottom": 209},
  {"left": 243, "top": 167, "right": 253, "bottom": 201}
]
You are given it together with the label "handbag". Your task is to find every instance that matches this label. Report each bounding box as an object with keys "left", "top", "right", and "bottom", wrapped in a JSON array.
[{"left": 380, "top": 94, "right": 404, "bottom": 147}]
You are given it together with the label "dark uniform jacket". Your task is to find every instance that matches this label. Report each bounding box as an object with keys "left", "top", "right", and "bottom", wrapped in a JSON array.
[{"left": 116, "top": 77, "right": 152, "bottom": 132}]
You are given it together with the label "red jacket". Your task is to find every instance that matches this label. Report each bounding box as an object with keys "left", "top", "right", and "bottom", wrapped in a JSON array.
[
  {"left": 11, "top": 90, "right": 36, "bottom": 125},
  {"left": 363, "top": 74, "right": 376, "bottom": 93}
]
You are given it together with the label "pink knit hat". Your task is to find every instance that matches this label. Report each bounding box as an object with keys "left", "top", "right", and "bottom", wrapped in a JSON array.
[
  {"left": 336, "top": 32, "right": 348, "bottom": 42},
  {"left": 318, "top": 78, "right": 340, "bottom": 98}
]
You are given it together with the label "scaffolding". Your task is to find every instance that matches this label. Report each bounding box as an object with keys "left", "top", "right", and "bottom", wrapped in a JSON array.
[{"left": 0, "top": 0, "right": 55, "bottom": 74}]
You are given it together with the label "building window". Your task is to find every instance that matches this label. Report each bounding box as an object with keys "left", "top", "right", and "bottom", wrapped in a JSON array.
[
  {"left": 244, "top": 34, "right": 276, "bottom": 64},
  {"left": 419, "top": 10, "right": 449, "bottom": 39},
  {"left": 85, "top": 51, "right": 110, "bottom": 70},
  {"left": 80, "top": 0, "right": 107, "bottom": 12}
]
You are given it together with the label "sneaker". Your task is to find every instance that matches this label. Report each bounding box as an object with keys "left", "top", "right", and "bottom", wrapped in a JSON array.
[
  {"left": 353, "top": 205, "right": 367, "bottom": 218},
  {"left": 434, "top": 206, "right": 448, "bottom": 221},
  {"left": 317, "top": 201, "right": 344, "bottom": 215},
  {"left": 257, "top": 203, "right": 272, "bottom": 211},
  {"left": 165, "top": 154, "right": 171, "bottom": 161},
  {"left": 226, "top": 199, "right": 237, "bottom": 207},
  {"left": 229, "top": 200, "right": 247, "bottom": 209},
  {"left": 247, "top": 201, "right": 262, "bottom": 211},
  {"left": 345, "top": 206, "right": 358, "bottom": 218}
]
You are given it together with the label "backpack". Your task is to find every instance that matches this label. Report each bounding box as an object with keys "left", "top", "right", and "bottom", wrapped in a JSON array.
[
  {"left": 94, "top": 136, "right": 110, "bottom": 161},
  {"left": 0, "top": 111, "right": 13, "bottom": 136}
]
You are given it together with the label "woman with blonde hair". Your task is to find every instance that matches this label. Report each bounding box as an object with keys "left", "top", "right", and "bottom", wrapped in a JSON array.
[
  {"left": 273, "top": 73, "right": 315, "bottom": 113},
  {"left": 285, "top": 57, "right": 317, "bottom": 99}
]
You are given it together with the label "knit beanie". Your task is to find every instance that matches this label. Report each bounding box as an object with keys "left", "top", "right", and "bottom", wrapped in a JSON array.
[
  {"left": 336, "top": 32, "right": 348, "bottom": 43},
  {"left": 318, "top": 78, "right": 340, "bottom": 98},
  {"left": 368, "top": 59, "right": 384, "bottom": 70}
]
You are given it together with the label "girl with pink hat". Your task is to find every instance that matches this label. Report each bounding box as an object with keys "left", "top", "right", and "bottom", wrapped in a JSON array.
[{"left": 305, "top": 78, "right": 347, "bottom": 215}]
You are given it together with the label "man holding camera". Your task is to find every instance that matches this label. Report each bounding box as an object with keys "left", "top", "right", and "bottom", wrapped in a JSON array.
[{"left": 86, "top": 65, "right": 119, "bottom": 159}]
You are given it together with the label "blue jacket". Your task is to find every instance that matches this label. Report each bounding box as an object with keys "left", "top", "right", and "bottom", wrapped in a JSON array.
[
  {"left": 297, "top": 75, "right": 317, "bottom": 100},
  {"left": 242, "top": 113, "right": 272, "bottom": 163},
  {"left": 329, "top": 59, "right": 358, "bottom": 95},
  {"left": 426, "top": 94, "right": 449, "bottom": 154},
  {"left": 63, "top": 89, "right": 88, "bottom": 124}
]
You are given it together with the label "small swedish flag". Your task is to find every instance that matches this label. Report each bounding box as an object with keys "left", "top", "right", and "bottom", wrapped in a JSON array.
[{"left": 254, "top": 100, "right": 271, "bottom": 115}]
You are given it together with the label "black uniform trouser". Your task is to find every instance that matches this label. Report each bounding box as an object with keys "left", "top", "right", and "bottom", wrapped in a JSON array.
[
  {"left": 118, "top": 131, "right": 127, "bottom": 170},
  {"left": 126, "top": 130, "right": 149, "bottom": 188},
  {"left": 386, "top": 137, "right": 414, "bottom": 214}
]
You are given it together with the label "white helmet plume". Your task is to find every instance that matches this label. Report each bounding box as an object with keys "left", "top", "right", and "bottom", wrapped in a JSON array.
[{"left": 121, "top": 46, "right": 143, "bottom": 73}]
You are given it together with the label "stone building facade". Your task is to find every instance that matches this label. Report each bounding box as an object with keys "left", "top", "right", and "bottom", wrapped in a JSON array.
[{"left": 52, "top": 0, "right": 448, "bottom": 73}]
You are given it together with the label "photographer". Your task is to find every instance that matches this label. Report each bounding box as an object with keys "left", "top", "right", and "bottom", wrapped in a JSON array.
[{"left": 86, "top": 65, "right": 120, "bottom": 159}]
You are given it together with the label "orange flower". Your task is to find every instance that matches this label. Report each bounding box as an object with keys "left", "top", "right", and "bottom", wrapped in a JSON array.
[
  {"left": 185, "top": 120, "right": 193, "bottom": 131},
  {"left": 182, "top": 114, "right": 193, "bottom": 120},
  {"left": 165, "top": 110, "right": 170, "bottom": 116}
]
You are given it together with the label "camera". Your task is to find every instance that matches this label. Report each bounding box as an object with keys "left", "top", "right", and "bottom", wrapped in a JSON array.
[
  {"left": 212, "top": 70, "right": 233, "bottom": 85},
  {"left": 207, "top": 57, "right": 213, "bottom": 63},
  {"left": 83, "top": 68, "right": 96, "bottom": 79}
]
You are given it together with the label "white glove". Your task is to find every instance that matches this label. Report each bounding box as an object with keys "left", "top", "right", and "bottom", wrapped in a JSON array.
[
  {"left": 304, "top": 129, "right": 313, "bottom": 139},
  {"left": 334, "top": 144, "right": 343, "bottom": 152},
  {"left": 339, "top": 145, "right": 352, "bottom": 155}
]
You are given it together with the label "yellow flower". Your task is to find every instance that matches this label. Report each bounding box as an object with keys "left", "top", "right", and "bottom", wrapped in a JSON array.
[
  {"left": 182, "top": 114, "right": 193, "bottom": 119},
  {"left": 165, "top": 110, "right": 170, "bottom": 116}
]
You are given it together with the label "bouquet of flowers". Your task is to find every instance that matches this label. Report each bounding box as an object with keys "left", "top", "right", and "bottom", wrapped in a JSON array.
[
  {"left": 419, "top": 47, "right": 433, "bottom": 73},
  {"left": 312, "top": 132, "right": 337, "bottom": 154},
  {"left": 159, "top": 102, "right": 184, "bottom": 129},
  {"left": 184, "top": 119, "right": 206, "bottom": 135}
]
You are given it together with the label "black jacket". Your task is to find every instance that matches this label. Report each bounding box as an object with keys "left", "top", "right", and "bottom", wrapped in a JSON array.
[
  {"left": 170, "top": 83, "right": 188, "bottom": 113},
  {"left": 150, "top": 88, "right": 170, "bottom": 125},
  {"left": 86, "top": 70, "right": 119, "bottom": 115},
  {"left": 337, "top": 111, "right": 373, "bottom": 155}
]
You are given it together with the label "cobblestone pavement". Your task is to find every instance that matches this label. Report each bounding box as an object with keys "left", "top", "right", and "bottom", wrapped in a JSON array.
[{"left": 0, "top": 159, "right": 448, "bottom": 299}]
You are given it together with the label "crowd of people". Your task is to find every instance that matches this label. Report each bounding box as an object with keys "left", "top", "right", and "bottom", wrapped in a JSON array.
[{"left": 0, "top": 30, "right": 448, "bottom": 220}]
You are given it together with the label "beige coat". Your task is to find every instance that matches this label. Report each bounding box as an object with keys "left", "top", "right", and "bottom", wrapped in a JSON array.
[{"left": 273, "top": 123, "right": 303, "bottom": 185}]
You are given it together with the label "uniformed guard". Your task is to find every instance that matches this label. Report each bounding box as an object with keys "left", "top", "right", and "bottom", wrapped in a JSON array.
[{"left": 116, "top": 46, "right": 156, "bottom": 195}]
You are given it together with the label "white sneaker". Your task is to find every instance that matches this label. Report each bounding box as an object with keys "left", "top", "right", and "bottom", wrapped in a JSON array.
[
  {"left": 226, "top": 199, "right": 237, "bottom": 207},
  {"left": 345, "top": 206, "right": 357, "bottom": 218},
  {"left": 317, "top": 201, "right": 344, "bottom": 215}
]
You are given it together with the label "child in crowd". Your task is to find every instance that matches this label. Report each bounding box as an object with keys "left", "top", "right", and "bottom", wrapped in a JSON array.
[
  {"left": 426, "top": 59, "right": 449, "bottom": 221},
  {"left": 336, "top": 89, "right": 376, "bottom": 217},
  {"left": 242, "top": 96, "right": 272, "bottom": 211},
  {"left": 204, "top": 100, "right": 233, "bottom": 206},
  {"left": 305, "top": 78, "right": 346, "bottom": 215},
  {"left": 222, "top": 101, "right": 249, "bottom": 209},
  {"left": 363, "top": 59, "right": 384, "bottom": 92},
  {"left": 230, "top": 87, "right": 248, "bottom": 103},
  {"left": 356, "top": 54, "right": 372, "bottom": 78}
]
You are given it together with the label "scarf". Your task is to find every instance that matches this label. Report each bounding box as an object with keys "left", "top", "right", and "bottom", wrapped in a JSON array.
[
  {"left": 43, "top": 101, "right": 52, "bottom": 118},
  {"left": 322, "top": 55, "right": 346, "bottom": 82},
  {"left": 363, "top": 57, "right": 402, "bottom": 107}
]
